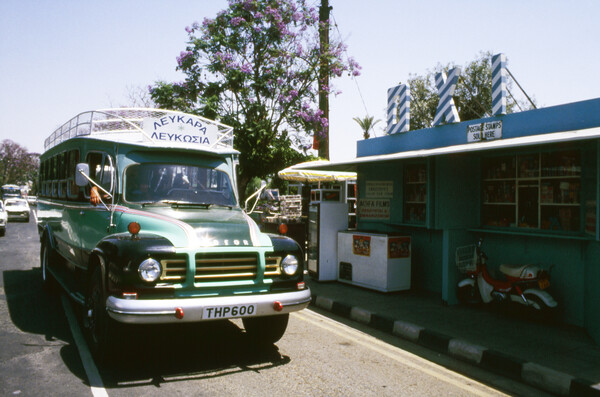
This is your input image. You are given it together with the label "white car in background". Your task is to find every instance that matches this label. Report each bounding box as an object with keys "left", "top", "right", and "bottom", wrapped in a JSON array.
[
  {"left": 0, "top": 201, "right": 7, "bottom": 236},
  {"left": 4, "top": 198, "right": 30, "bottom": 222}
]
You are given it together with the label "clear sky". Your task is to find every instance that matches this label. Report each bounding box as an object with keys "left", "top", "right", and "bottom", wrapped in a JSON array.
[{"left": 1, "top": 0, "right": 599, "bottom": 162}]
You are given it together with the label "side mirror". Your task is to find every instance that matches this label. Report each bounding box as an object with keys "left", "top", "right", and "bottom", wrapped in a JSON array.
[{"left": 75, "top": 163, "right": 90, "bottom": 187}]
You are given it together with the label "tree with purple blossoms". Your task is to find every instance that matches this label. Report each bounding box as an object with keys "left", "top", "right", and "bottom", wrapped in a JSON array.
[
  {"left": 150, "top": 0, "right": 360, "bottom": 197},
  {"left": 0, "top": 140, "right": 39, "bottom": 192}
]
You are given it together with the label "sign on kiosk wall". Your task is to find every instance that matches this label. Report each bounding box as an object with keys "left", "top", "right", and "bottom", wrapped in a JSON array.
[
  {"left": 358, "top": 199, "right": 390, "bottom": 219},
  {"left": 366, "top": 181, "right": 393, "bottom": 198},
  {"left": 359, "top": 181, "right": 393, "bottom": 220},
  {"left": 467, "top": 121, "right": 502, "bottom": 142}
]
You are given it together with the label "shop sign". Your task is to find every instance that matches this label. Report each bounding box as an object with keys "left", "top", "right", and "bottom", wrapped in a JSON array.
[
  {"left": 467, "top": 121, "right": 502, "bottom": 142},
  {"left": 358, "top": 199, "right": 390, "bottom": 219},
  {"left": 366, "top": 181, "right": 393, "bottom": 198}
]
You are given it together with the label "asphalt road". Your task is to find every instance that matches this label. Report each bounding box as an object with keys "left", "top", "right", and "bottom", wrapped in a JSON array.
[{"left": 0, "top": 213, "right": 551, "bottom": 396}]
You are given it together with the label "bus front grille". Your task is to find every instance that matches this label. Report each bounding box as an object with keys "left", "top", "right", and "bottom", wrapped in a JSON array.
[{"left": 195, "top": 253, "right": 259, "bottom": 282}]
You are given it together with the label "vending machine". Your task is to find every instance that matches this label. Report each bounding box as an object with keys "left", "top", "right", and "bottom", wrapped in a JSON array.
[{"left": 307, "top": 200, "right": 349, "bottom": 281}]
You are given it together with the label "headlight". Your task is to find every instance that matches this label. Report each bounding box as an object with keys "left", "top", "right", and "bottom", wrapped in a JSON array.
[
  {"left": 138, "top": 258, "right": 162, "bottom": 282},
  {"left": 281, "top": 254, "right": 299, "bottom": 276}
]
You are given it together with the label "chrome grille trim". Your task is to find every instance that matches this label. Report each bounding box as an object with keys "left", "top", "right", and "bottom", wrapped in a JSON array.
[
  {"left": 160, "top": 258, "right": 187, "bottom": 282},
  {"left": 195, "top": 253, "right": 259, "bottom": 282},
  {"left": 265, "top": 255, "right": 282, "bottom": 277}
]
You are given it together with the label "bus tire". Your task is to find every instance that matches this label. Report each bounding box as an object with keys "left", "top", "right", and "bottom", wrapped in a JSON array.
[
  {"left": 85, "top": 265, "right": 118, "bottom": 364},
  {"left": 243, "top": 314, "right": 289, "bottom": 345},
  {"left": 40, "top": 237, "right": 58, "bottom": 293}
]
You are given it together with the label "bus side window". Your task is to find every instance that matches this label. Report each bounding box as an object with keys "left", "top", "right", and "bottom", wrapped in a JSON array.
[
  {"left": 51, "top": 156, "right": 58, "bottom": 198},
  {"left": 67, "top": 150, "right": 80, "bottom": 200},
  {"left": 58, "top": 152, "right": 67, "bottom": 199},
  {"left": 85, "top": 152, "right": 114, "bottom": 199}
]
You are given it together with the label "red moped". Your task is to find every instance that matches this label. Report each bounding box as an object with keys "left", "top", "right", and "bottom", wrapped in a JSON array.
[{"left": 456, "top": 239, "right": 557, "bottom": 313}]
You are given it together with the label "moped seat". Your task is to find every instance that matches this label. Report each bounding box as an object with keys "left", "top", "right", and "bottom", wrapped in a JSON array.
[{"left": 499, "top": 264, "right": 540, "bottom": 279}]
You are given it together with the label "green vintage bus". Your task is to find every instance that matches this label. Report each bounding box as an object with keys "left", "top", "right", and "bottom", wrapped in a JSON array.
[{"left": 37, "top": 108, "right": 310, "bottom": 360}]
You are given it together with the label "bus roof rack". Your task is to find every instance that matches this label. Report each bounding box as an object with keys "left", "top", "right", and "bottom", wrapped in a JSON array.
[{"left": 44, "top": 108, "right": 234, "bottom": 152}]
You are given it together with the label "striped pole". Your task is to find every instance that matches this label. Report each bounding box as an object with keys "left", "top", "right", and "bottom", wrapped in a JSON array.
[
  {"left": 433, "top": 67, "right": 461, "bottom": 126},
  {"left": 491, "top": 53, "right": 507, "bottom": 115},
  {"left": 387, "top": 84, "right": 410, "bottom": 134}
]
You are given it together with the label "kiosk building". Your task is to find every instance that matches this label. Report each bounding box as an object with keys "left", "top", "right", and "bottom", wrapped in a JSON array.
[{"left": 299, "top": 54, "right": 600, "bottom": 343}]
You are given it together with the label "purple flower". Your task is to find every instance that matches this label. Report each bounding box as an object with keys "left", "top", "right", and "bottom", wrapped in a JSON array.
[
  {"left": 240, "top": 63, "right": 253, "bottom": 74},
  {"left": 176, "top": 51, "right": 193, "bottom": 67},
  {"left": 231, "top": 16, "right": 246, "bottom": 26},
  {"left": 185, "top": 26, "right": 192, "bottom": 33}
]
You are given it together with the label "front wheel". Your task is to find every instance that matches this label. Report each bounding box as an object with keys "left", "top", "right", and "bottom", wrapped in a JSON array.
[
  {"left": 40, "top": 238, "right": 58, "bottom": 293},
  {"left": 457, "top": 284, "right": 481, "bottom": 305},
  {"left": 243, "top": 314, "right": 289, "bottom": 345},
  {"left": 85, "top": 266, "right": 118, "bottom": 364}
]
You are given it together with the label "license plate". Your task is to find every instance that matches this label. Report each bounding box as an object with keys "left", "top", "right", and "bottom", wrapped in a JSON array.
[
  {"left": 538, "top": 279, "right": 550, "bottom": 290},
  {"left": 202, "top": 304, "right": 256, "bottom": 319}
]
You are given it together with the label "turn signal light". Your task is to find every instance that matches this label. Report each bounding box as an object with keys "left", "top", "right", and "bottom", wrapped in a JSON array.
[
  {"left": 278, "top": 223, "right": 288, "bottom": 235},
  {"left": 273, "top": 301, "right": 283, "bottom": 311},
  {"left": 128, "top": 221, "right": 141, "bottom": 236}
]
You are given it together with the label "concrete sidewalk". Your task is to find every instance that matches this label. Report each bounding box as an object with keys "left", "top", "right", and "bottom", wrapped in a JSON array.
[{"left": 306, "top": 278, "right": 600, "bottom": 397}]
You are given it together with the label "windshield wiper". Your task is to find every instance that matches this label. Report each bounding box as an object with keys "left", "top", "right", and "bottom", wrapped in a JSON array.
[{"left": 137, "top": 200, "right": 235, "bottom": 209}]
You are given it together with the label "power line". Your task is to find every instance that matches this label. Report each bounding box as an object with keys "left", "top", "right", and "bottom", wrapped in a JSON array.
[
  {"left": 506, "top": 67, "right": 537, "bottom": 109},
  {"left": 330, "top": 11, "right": 371, "bottom": 124}
]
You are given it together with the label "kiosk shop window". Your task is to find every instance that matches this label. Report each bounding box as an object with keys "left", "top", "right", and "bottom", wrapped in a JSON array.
[
  {"left": 404, "top": 163, "right": 427, "bottom": 224},
  {"left": 482, "top": 150, "right": 582, "bottom": 232}
]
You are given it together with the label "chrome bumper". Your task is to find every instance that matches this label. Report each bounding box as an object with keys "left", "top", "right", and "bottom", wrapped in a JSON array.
[{"left": 106, "top": 287, "right": 311, "bottom": 324}]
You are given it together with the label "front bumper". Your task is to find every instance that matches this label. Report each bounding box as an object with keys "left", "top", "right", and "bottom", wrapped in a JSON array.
[
  {"left": 106, "top": 287, "right": 311, "bottom": 324},
  {"left": 7, "top": 212, "right": 28, "bottom": 220}
]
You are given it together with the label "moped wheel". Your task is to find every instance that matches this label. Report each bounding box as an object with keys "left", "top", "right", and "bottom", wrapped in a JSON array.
[
  {"left": 524, "top": 293, "right": 556, "bottom": 322},
  {"left": 457, "top": 284, "right": 481, "bottom": 305},
  {"left": 243, "top": 314, "right": 289, "bottom": 345}
]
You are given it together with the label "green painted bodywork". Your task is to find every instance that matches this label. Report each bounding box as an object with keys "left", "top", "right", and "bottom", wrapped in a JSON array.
[{"left": 37, "top": 137, "right": 300, "bottom": 300}]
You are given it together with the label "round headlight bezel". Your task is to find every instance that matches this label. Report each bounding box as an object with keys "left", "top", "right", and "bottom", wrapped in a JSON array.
[
  {"left": 138, "top": 258, "right": 162, "bottom": 282},
  {"left": 281, "top": 254, "right": 299, "bottom": 276}
]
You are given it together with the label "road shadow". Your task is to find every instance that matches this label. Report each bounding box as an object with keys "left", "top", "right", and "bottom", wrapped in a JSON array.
[
  {"left": 3, "top": 268, "right": 71, "bottom": 343},
  {"left": 3, "top": 268, "right": 290, "bottom": 389},
  {"left": 96, "top": 321, "right": 291, "bottom": 389}
]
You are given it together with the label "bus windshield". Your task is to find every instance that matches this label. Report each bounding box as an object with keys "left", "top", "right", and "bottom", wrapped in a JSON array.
[{"left": 125, "top": 164, "right": 237, "bottom": 207}]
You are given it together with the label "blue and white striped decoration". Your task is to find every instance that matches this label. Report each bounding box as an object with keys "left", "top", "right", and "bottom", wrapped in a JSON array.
[
  {"left": 491, "top": 53, "right": 507, "bottom": 115},
  {"left": 433, "top": 67, "right": 461, "bottom": 126},
  {"left": 386, "top": 84, "right": 410, "bottom": 134}
]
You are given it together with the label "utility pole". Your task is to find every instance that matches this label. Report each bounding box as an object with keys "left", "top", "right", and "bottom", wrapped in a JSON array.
[{"left": 317, "top": 0, "right": 331, "bottom": 159}]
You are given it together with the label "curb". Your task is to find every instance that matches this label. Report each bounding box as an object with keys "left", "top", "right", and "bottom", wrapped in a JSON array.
[{"left": 310, "top": 294, "right": 600, "bottom": 397}]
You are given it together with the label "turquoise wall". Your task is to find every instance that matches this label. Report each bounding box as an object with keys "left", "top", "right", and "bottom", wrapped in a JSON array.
[{"left": 585, "top": 241, "right": 600, "bottom": 338}]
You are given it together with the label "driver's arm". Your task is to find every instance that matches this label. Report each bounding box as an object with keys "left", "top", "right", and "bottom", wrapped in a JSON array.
[{"left": 90, "top": 186, "right": 103, "bottom": 206}]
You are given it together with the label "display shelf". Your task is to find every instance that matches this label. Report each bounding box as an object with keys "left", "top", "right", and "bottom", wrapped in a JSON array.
[
  {"left": 404, "top": 163, "right": 428, "bottom": 224},
  {"left": 482, "top": 150, "right": 582, "bottom": 232}
]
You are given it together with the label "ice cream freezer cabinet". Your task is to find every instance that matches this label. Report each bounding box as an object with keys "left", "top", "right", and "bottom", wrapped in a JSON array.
[{"left": 337, "top": 231, "right": 411, "bottom": 292}]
